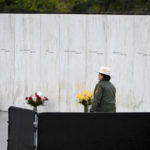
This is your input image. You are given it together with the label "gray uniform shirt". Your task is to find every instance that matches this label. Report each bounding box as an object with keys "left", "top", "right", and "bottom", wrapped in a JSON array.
[{"left": 90, "top": 80, "right": 116, "bottom": 112}]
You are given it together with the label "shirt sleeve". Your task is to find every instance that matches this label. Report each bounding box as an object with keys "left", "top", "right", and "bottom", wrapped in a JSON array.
[{"left": 90, "top": 84, "right": 103, "bottom": 112}]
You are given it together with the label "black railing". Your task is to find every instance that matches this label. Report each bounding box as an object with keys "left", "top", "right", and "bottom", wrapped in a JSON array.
[
  {"left": 8, "top": 107, "right": 150, "bottom": 150},
  {"left": 7, "top": 107, "right": 35, "bottom": 150}
]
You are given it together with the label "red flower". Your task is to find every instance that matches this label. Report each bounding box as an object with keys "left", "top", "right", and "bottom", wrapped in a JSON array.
[
  {"left": 38, "top": 96, "right": 42, "bottom": 101},
  {"left": 35, "top": 93, "right": 41, "bottom": 100},
  {"left": 29, "top": 96, "right": 32, "bottom": 100},
  {"left": 44, "top": 96, "right": 48, "bottom": 101},
  {"left": 36, "top": 96, "right": 42, "bottom": 103},
  {"left": 26, "top": 92, "right": 48, "bottom": 107},
  {"left": 35, "top": 93, "right": 43, "bottom": 103},
  {"left": 35, "top": 92, "right": 38, "bottom": 98}
]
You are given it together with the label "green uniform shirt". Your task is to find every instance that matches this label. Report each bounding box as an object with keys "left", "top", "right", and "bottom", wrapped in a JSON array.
[{"left": 90, "top": 80, "right": 116, "bottom": 112}]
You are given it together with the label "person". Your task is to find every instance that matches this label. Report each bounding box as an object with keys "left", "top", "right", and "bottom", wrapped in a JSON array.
[{"left": 90, "top": 66, "right": 116, "bottom": 112}]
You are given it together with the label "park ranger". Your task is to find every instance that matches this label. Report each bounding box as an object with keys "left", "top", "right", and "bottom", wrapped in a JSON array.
[{"left": 90, "top": 67, "right": 116, "bottom": 112}]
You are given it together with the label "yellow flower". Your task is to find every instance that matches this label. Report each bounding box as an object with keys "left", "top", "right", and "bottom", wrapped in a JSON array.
[
  {"left": 76, "top": 90, "right": 93, "bottom": 102},
  {"left": 87, "top": 93, "right": 91, "bottom": 98},
  {"left": 80, "top": 96, "right": 85, "bottom": 100},
  {"left": 85, "top": 96, "right": 89, "bottom": 101},
  {"left": 82, "top": 91, "right": 87, "bottom": 96},
  {"left": 76, "top": 94, "right": 81, "bottom": 99}
]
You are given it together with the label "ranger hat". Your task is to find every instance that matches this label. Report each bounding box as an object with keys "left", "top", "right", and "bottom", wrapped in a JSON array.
[{"left": 98, "top": 66, "right": 111, "bottom": 76}]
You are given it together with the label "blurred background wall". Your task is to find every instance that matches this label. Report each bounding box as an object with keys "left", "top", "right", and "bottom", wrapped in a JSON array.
[{"left": 0, "top": 14, "right": 150, "bottom": 112}]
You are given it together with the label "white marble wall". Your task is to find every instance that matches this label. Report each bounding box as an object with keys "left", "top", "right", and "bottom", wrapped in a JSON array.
[{"left": 0, "top": 14, "right": 150, "bottom": 112}]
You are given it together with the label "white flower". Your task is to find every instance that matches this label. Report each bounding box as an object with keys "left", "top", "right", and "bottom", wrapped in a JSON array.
[
  {"left": 37, "top": 91, "right": 43, "bottom": 97},
  {"left": 32, "top": 95, "right": 36, "bottom": 102}
]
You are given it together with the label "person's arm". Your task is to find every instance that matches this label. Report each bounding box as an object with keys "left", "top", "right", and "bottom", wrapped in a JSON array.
[{"left": 90, "top": 84, "right": 103, "bottom": 112}]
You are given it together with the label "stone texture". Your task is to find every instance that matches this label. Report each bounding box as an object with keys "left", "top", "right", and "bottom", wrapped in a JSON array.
[
  {"left": 0, "top": 14, "right": 150, "bottom": 112},
  {"left": 0, "top": 112, "right": 8, "bottom": 150}
]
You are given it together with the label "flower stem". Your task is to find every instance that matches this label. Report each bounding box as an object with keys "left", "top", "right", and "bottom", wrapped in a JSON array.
[{"left": 84, "top": 105, "right": 88, "bottom": 112}]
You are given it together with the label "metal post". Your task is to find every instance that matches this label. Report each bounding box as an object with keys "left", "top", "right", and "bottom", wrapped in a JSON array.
[{"left": 33, "top": 113, "right": 38, "bottom": 150}]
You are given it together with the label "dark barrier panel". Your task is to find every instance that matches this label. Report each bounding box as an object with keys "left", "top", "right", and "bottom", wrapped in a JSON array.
[
  {"left": 37, "top": 113, "right": 150, "bottom": 150},
  {"left": 8, "top": 106, "right": 35, "bottom": 150}
]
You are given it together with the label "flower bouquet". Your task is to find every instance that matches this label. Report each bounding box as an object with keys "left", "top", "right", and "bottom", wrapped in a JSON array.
[
  {"left": 76, "top": 91, "right": 94, "bottom": 112},
  {"left": 25, "top": 91, "right": 48, "bottom": 112}
]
